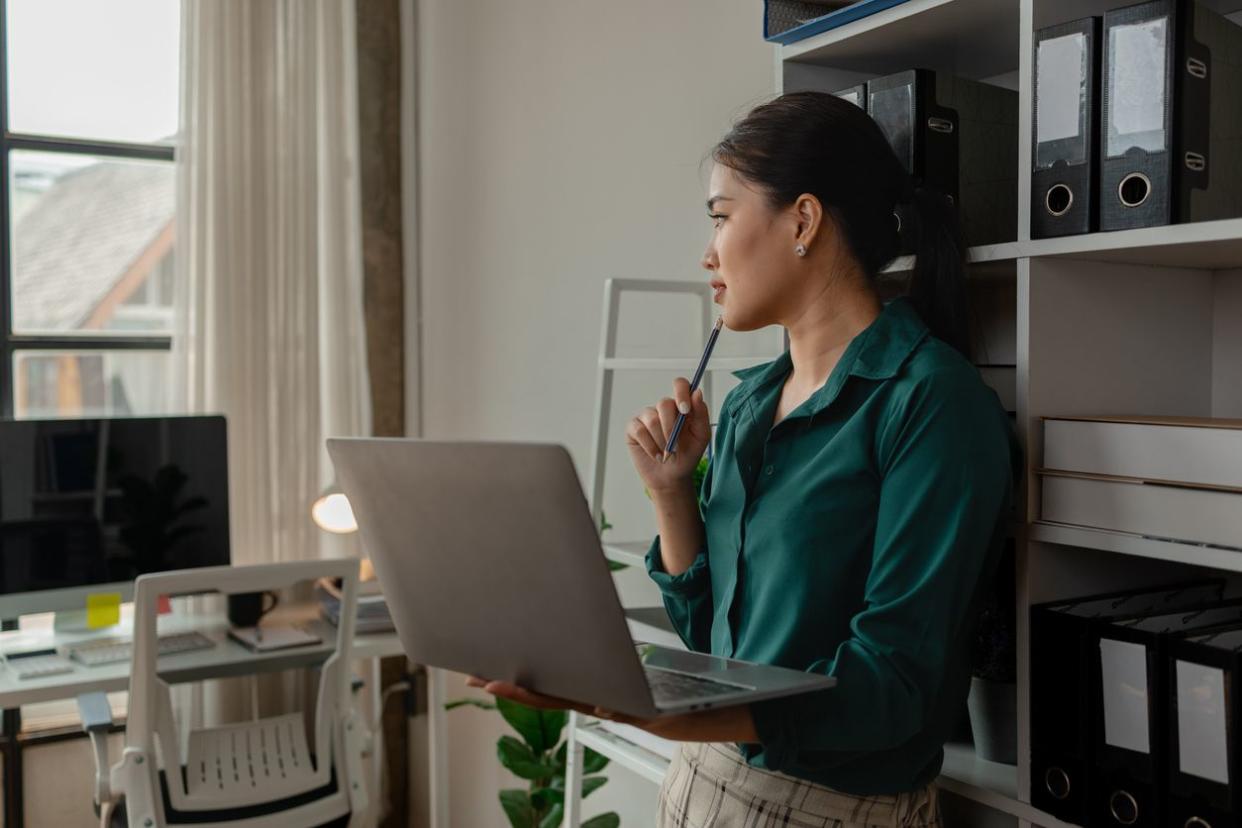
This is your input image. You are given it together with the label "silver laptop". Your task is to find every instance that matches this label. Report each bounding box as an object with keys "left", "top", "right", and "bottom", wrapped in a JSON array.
[{"left": 326, "top": 438, "right": 835, "bottom": 718}]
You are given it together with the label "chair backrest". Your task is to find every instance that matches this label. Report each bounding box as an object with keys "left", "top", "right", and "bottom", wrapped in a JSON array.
[{"left": 125, "top": 559, "right": 359, "bottom": 815}]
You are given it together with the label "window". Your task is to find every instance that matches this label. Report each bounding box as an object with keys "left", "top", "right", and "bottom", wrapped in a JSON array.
[{"left": 1, "top": 0, "right": 181, "bottom": 418}]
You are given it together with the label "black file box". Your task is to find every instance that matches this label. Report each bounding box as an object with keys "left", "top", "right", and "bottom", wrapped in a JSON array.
[
  {"left": 867, "top": 69, "right": 1018, "bottom": 248},
  {"left": 1100, "top": 0, "right": 1242, "bottom": 231},
  {"left": 1090, "top": 600, "right": 1242, "bottom": 827},
  {"left": 1029, "top": 579, "right": 1225, "bottom": 825},
  {"left": 1032, "top": 17, "right": 1102, "bottom": 238},
  {"left": 1167, "top": 624, "right": 1241, "bottom": 828}
]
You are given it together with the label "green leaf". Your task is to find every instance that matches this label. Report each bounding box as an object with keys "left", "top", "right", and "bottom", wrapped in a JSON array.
[
  {"left": 529, "top": 785, "right": 563, "bottom": 811},
  {"left": 582, "top": 775, "right": 608, "bottom": 799},
  {"left": 499, "top": 789, "right": 536, "bottom": 828},
  {"left": 497, "top": 697, "right": 551, "bottom": 753},
  {"left": 583, "top": 746, "right": 610, "bottom": 774},
  {"left": 537, "top": 803, "right": 565, "bottom": 828},
  {"left": 444, "top": 698, "right": 496, "bottom": 712},
  {"left": 693, "top": 456, "right": 710, "bottom": 493},
  {"left": 599, "top": 511, "right": 613, "bottom": 534},
  {"left": 606, "top": 560, "right": 630, "bottom": 572},
  {"left": 582, "top": 813, "right": 620, "bottom": 828},
  {"left": 531, "top": 773, "right": 606, "bottom": 808},
  {"left": 539, "top": 709, "right": 568, "bottom": 751},
  {"left": 553, "top": 741, "right": 568, "bottom": 770},
  {"left": 497, "top": 735, "right": 557, "bottom": 780}
]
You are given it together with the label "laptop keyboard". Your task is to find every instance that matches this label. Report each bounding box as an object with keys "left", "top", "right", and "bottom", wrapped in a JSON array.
[{"left": 644, "top": 667, "right": 750, "bottom": 702}]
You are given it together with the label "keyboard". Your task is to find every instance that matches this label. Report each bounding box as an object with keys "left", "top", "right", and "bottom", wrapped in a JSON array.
[
  {"left": 5, "top": 650, "right": 74, "bottom": 680},
  {"left": 68, "top": 631, "right": 216, "bottom": 666},
  {"left": 644, "top": 667, "right": 751, "bottom": 703}
]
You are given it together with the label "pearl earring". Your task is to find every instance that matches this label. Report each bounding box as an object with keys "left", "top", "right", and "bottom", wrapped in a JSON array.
[{"left": 795, "top": 243, "right": 807, "bottom": 257}]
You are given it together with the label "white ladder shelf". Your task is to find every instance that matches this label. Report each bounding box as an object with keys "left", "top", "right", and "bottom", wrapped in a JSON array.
[{"left": 565, "top": 277, "right": 777, "bottom": 827}]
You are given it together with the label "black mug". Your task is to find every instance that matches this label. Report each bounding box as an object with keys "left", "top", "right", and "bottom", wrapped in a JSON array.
[{"left": 227, "top": 590, "right": 279, "bottom": 628}]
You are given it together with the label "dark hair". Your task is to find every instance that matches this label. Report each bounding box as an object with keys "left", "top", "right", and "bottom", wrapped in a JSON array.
[{"left": 712, "top": 91, "right": 971, "bottom": 357}]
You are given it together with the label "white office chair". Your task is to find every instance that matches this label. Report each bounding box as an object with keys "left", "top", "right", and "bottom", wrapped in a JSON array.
[{"left": 77, "top": 560, "right": 370, "bottom": 828}]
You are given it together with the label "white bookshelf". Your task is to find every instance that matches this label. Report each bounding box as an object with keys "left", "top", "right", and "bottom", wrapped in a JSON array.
[
  {"left": 781, "top": 0, "right": 1019, "bottom": 79},
  {"left": 564, "top": 2, "right": 1242, "bottom": 827},
  {"left": 601, "top": 540, "right": 649, "bottom": 568},
  {"left": 1020, "top": 216, "right": 1242, "bottom": 268},
  {"left": 574, "top": 722, "right": 672, "bottom": 786},
  {"left": 789, "top": 3, "right": 1242, "bottom": 828},
  {"left": 881, "top": 241, "right": 1025, "bottom": 279},
  {"left": 1030, "top": 523, "right": 1242, "bottom": 576},
  {"left": 884, "top": 220, "right": 1242, "bottom": 271}
]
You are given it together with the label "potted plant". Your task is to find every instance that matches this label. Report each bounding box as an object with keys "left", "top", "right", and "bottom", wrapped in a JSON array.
[
  {"left": 968, "top": 542, "right": 1017, "bottom": 764},
  {"left": 446, "top": 695, "right": 620, "bottom": 828}
]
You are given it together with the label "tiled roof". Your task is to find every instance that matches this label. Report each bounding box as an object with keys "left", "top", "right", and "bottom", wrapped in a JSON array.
[{"left": 12, "top": 160, "right": 173, "bottom": 332}]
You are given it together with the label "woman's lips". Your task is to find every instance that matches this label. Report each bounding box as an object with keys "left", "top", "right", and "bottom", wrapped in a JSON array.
[{"left": 711, "top": 282, "right": 726, "bottom": 302}]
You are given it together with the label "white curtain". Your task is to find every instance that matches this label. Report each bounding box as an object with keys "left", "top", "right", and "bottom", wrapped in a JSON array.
[
  {"left": 170, "top": 0, "right": 373, "bottom": 785},
  {"left": 174, "top": 0, "right": 370, "bottom": 566}
]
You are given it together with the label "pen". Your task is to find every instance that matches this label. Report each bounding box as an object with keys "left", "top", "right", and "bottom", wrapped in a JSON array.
[{"left": 663, "top": 315, "right": 724, "bottom": 459}]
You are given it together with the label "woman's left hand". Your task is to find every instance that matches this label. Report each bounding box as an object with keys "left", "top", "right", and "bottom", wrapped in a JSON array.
[{"left": 466, "top": 676, "right": 760, "bottom": 743}]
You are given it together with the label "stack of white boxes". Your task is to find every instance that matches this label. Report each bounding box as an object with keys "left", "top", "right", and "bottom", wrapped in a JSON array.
[{"left": 1039, "top": 417, "right": 1242, "bottom": 549}]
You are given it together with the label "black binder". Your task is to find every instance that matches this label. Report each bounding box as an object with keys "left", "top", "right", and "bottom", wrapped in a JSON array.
[
  {"left": 832, "top": 83, "right": 867, "bottom": 110},
  {"left": 1029, "top": 579, "right": 1225, "bottom": 825},
  {"left": 1167, "top": 624, "right": 1242, "bottom": 828},
  {"left": 866, "top": 68, "right": 1018, "bottom": 248},
  {"left": 1100, "top": 0, "right": 1242, "bottom": 231},
  {"left": 1090, "top": 600, "right": 1242, "bottom": 827},
  {"left": 1032, "top": 17, "right": 1102, "bottom": 238}
]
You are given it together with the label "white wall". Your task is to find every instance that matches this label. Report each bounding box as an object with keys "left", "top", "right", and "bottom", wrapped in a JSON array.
[{"left": 412, "top": 0, "right": 776, "bottom": 824}]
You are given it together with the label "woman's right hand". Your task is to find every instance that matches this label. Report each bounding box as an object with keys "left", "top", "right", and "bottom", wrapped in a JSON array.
[{"left": 626, "top": 378, "right": 711, "bottom": 496}]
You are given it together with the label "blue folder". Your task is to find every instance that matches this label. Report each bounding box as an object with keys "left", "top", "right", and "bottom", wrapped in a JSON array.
[{"left": 764, "top": 0, "right": 914, "bottom": 45}]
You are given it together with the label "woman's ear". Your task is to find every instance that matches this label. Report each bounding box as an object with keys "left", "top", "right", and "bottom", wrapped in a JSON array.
[{"left": 792, "top": 193, "right": 823, "bottom": 250}]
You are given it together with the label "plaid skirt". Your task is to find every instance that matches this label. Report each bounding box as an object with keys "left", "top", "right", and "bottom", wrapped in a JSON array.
[{"left": 656, "top": 742, "right": 942, "bottom": 828}]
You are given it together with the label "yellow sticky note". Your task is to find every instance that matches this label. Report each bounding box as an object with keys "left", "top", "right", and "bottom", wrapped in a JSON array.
[{"left": 86, "top": 593, "right": 122, "bottom": 629}]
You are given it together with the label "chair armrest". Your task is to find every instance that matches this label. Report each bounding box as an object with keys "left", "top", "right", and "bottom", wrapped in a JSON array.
[
  {"left": 76, "top": 692, "right": 114, "bottom": 815},
  {"left": 77, "top": 692, "right": 113, "bottom": 733}
]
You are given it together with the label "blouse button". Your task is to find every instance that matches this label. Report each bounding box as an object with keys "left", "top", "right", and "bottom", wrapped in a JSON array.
[{"left": 764, "top": 465, "right": 774, "bottom": 476}]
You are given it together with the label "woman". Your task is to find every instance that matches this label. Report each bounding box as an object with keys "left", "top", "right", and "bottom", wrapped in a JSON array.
[{"left": 473, "top": 91, "right": 1019, "bottom": 827}]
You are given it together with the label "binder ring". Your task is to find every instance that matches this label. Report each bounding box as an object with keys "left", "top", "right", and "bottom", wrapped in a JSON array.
[
  {"left": 1045, "top": 184, "right": 1074, "bottom": 217},
  {"left": 1184, "top": 818, "right": 1212, "bottom": 828},
  {"left": 1109, "top": 790, "right": 1139, "bottom": 825},
  {"left": 1043, "top": 767, "right": 1071, "bottom": 800},
  {"left": 1118, "top": 173, "right": 1152, "bottom": 209}
]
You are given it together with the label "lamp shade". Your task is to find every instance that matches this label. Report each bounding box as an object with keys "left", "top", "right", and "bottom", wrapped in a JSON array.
[{"left": 311, "top": 481, "right": 357, "bottom": 534}]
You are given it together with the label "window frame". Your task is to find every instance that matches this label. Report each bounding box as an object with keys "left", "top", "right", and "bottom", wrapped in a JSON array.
[{"left": 0, "top": 0, "right": 176, "bottom": 418}]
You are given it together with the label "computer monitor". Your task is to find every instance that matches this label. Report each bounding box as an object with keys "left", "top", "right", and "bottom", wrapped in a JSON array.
[{"left": 0, "top": 415, "right": 231, "bottom": 619}]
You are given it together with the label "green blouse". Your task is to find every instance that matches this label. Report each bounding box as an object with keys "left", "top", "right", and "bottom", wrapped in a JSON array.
[{"left": 646, "top": 297, "right": 1021, "bottom": 795}]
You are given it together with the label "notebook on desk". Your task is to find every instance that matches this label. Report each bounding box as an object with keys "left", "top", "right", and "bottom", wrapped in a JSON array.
[{"left": 228, "top": 625, "right": 321, "bottom": 653}]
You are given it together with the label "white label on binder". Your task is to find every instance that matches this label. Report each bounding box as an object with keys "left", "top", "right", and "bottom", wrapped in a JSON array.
[
  {"left": 1037, "top": 33, "right": 1087, "bottom": 147},
  {"left": 1100, "top": 638, "right": 1151, "bottom": 754},
  {"left": 1176, "top": 660, "right": 1230, "bottom": 785},
  {"left": 1108, "top": 18, "right": 1169, "bottom": 157}
]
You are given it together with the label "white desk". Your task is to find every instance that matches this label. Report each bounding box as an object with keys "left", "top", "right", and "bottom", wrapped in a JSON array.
[
  {"left": 0, "top": 606, "right": 450, "bottom": 828},
  {"left": 0, "top": 606, "right": 403, "bottom": 707}
]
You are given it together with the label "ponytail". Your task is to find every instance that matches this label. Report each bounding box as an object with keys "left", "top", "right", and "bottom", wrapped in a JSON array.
[{"left": 902, "top": 186, "right": 972, "bottom": 359}]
